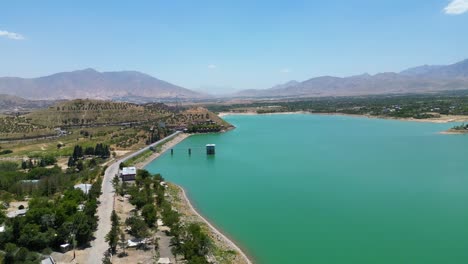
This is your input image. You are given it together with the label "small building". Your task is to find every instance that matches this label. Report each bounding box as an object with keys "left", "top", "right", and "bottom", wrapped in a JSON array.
[
  {"left": 121, "top": 167, "right": 137, "bottom": 181},
  {"left": 127, "top": 238, "right": 146, "bottom": 248},
  {"left": 74, "top": 183, "right": 93, "bottom": 195},
  {"left": 157, "top": 258, "right": 172, "bottom": 264},
  {"left": 60, "top": 243, "right": 70, "bottom": 253},
  {"left": 7, "top": 209, "right": 28, "bottom": 218},
  {"left": 54, "top": 128, "right": 68, "bottom": 136},
  {"left": 0, "top": 225, "right": 5, "bottom": 233},
  {"left": 206, "top": 144, "right": 216, "bottom": 155},
  {"left": 20, "top": 180, "right": 40, "bottom": 184}
]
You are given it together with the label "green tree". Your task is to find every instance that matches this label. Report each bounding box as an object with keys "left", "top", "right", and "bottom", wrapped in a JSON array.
[
  {"left": 4, "top": 243, "right": 18, "bottom": 263},
  {"left": 141, "top": 204, "right": 157, "bottom": 227},
  {"left": 181, "top": 223, "right": 210, "bottom": 262},
  {"left": 106, "top": 210, "right": 120, "bottom": 253},
  {"left": 106, "top": 226, "right": 119, "bottom": 254},
  {"left": 67, "top": 156, "right": 76, "bottom": 167},
  {"left": 76, "top": 160, "right": 84, "bottom": 171},
  {"left": 73, "top": 212, "right": 94, "bottom": 246},
  {"left": 18, "top": 223, "right": 50, "bottom": 250},
  {"left": 125, "top": 216, "right": 148, "bottom": 239},
  {"left": 110, "top": 210, "right": 119, "bottom": 227},
  {"left": 119, "top": 231, "right": 127, "bottom": 256}
]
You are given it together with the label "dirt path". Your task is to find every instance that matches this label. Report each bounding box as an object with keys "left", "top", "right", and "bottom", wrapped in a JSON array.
[{"left": 156, "top": 231, "right": 176, "bottom": 262}]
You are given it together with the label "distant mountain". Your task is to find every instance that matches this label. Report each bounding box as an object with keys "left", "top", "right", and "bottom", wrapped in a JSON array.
[
  {"left": 0, "top": 94, "right": 57, "bottom": 113},
  {"left": 270, "top": 80, "right": 300, "bottom": 90},
  {"left": 0, "top": 68, "right": 203, "bottom": 100},
  {"left": 234, "top": 59, "right": 468, "bottom": 98},
  {"left": 400, "top": 59, "right": 468, "bottom": 79}
]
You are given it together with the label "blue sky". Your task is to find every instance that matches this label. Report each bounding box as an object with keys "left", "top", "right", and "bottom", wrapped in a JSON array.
[{"left": 1, "top": 0, "right": 468, "bottom": 93}]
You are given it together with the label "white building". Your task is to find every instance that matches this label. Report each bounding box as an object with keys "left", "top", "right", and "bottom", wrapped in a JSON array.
[
  {"left": 74, "top": 183, "right": 93, "bottom": 195},
  {"left": 121, "top": 167, "right": 137, "bottom": 181},
  {"left": 7, "top": 209, "right": 28, "bottom": 218}
]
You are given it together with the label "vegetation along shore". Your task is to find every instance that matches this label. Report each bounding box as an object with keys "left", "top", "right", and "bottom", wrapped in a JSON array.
[
  {"left": 133, "top": 131, "right": 253, "bottom": 264},
  {"left": 0, "top": 98, "right": 240, "bottom": 263},
  {"left": 101, "top": 131, "right": 253, "bottom": 264},
  {"left": 210, "top": 90, "right": 468, "bottom": 126}
]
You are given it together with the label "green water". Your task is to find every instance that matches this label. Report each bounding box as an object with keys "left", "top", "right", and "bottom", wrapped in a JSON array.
[{"left": 146, "top": 114, "right": 468, "bottom": 264}]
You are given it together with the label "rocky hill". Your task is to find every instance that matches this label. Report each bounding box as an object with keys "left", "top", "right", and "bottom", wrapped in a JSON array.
[
  {"left": 0, "top": 99, "right": 231, "bottom": 140},
  {"left": 0, "top": 94, "right": 57, "bottom": 113},
  {"left": 0, "top": 69, "right": 203, "bottom": 100}
]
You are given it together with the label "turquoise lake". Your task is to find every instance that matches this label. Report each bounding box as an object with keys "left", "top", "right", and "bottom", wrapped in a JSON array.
[{"left": 146, "top": 114, "right": 468, "bottom": 264}]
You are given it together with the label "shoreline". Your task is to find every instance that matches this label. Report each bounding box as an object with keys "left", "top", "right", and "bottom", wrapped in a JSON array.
[
  {"left": 218, "top": 111, "right": 468, "bottom": 124},
  {"left": 136, "top": 132, "right": 254, "bottom": 264},
  {"left": 439, "top": 130, "right": 468, "bottom": 135},
  {"left": 175, "top": 185, "right": 254, "bottom": 264}
]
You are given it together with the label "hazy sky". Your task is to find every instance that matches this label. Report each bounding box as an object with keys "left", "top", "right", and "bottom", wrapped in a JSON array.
[{"left": 1, "top": 0, "right": 468, "bottom": 93}]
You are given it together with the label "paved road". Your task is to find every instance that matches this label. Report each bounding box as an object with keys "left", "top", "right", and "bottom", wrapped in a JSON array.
[{"left": 86, "top": 131, "right": 181, "bottom": 264}]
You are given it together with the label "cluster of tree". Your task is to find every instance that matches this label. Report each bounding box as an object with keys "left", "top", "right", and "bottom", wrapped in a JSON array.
[
  {"left": 207, "top": 90, "right": 468, "bottom": 119},
  {"left": 131, "top": 170, "right": 210, "bottom": 264},
  {"left": 68, "top": 143, "right": 110, "bottom": 169},
  {"left": 80, "top": 130, "right": 91, "bottom": 137},
  {"left": 0, "top": 175, "right": 102, "bottom": 259},
  {"left": 126, "top": 170, "right": 159, "bottom": 227},
  {"left": 452, "top": 123, "right": 468, "bottom": 131},
  {"left": 125, "top": 215, "right": 149, "bottom": 240},
  {"left": 0, "top": 243, "right": 42, "bottom": 263},
  {"left": 105, "top": 170, "right": 161, "bottom": 258},
  {"left": 145, "top": 125, "right": 170, "bottom": 145},
  {"left": 0, "top": 116, "right": 49, "bottom": 135},
  {"left": 187, "top": 124, "right": 221, "bottom": 133},
  {"left": 0, "top": 164, "right": 86, "bottom": 199},
  {"left": 139, "top": 172, "right": 210, "bottom": 263},
  {"left": 71, "top": 143, "right": 110, "bottom": 160},
  {"left": 105, "top": 210, "right": 121, "bottom": 254},
  {"left": 112, "top": 169, "right": 211, "bottom": 263},
  {"left": 21, "top": 155, "right": 57, "bottom": 170},
  {"left": 173, "top": 223, "right": 210, "bottom": 264},
  {"left": 0, "top": 149, "right": 13, "bottom": 155}
]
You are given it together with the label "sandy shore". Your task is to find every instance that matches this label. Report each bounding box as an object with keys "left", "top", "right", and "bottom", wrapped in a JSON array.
[
  {"left": 218, "top": 111, "right": 468, "bottom": 124},
  {"left": 439, "top": 130, "right": 468, "bottom": 135},
  {"left": 135, "top": 132, "right": 253, "bottom": 264}
]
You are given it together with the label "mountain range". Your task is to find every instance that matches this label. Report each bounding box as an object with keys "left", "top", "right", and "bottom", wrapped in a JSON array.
[
  {"left": 0, "top": 68, "right": 202, "bottom": 100},
  {"left": 1, "top": 59, "right": 468, "bottom": 101},
  {"left": 234, "top": 59, "right": 468, "bottom": 98}
]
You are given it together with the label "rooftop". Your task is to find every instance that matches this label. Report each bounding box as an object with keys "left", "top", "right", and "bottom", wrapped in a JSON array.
[
  {"left": 74, "top": 183, "right": 92, "bottom": 194},
  {"left": 157, "top": 258, "right": 171, "bottom": 264},
  {"left": 122, "top": 166, "right": 137, "bottom": 175},
  {"left": 7, "top": 209, "right": 28, "bottom": 218}
]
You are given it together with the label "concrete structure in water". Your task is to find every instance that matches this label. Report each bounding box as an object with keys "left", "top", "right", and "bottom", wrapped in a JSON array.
[{"left": 206, "top": 144, "right": 216, "bottom": 155}]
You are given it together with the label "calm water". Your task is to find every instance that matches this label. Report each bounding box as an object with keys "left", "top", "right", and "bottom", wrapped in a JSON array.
[{"left": 146, "top": 114, "right": 468, "bottom": 264}]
